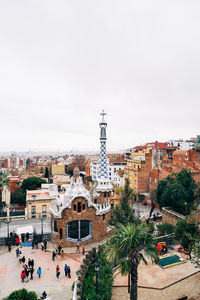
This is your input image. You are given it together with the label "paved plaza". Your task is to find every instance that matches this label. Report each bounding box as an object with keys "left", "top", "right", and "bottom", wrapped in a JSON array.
[{"left": 0, "top": 244, "right": 83, "bottom": 300}]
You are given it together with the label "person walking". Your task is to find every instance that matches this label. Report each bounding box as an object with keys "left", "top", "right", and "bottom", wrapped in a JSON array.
[
  {"left": 64, "top": 264, "right": 68, "bottom": 277},
  {"left": 21, "top": 270, "right": 25, "bottom": 283},
  {"left": 8, "top": 243, "right": 11, "bottom": 252},
  {"left": 67, "top": 266, "right": 71, "bottom": 278},
  {"left": 76, "top": 241, "right": 80, "bottom": 253},
  {"left": 28, "top": 258, "right": 31, "bottom": 268},
  {"left": 30, "top": 267, "right": 34, "bottom": 280},
  {"left": 16, "top": 236, "right": 20, "bottom": 246},
  {"left": 58, "top": 245, "right": 62, "bottom": 255},
  {"left": 44, "top": 240, "right": 47, "bottom": 250},
  {"left": 37, "top": 267, "right": 42, "bottom": 278},
  {"left": 52, "top": 251, "right": 56, "bottom": 261},
  {"left": 82, "top": 246, "right": 85, "bottom": 256},
  {"left": 41, "top": 241, "right": 44, "bottom": 251},
  {"left": 16, "top": 247, "right": 19, "bottom": 258},
  {"left": 56, "top": 265, "right": 60, "bottom": 280},
  {"left": 31, "top": 259, "right": 34, "bottom": 268}
]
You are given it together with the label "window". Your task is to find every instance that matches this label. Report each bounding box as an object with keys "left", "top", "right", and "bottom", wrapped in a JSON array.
[
  {"left": 73, "top": 204, "right": 76, "bottom": 211},
  {"left": 103, "top": 214, "right": 105, "bottom": 220},
  {"left": 104, "top": 192, "right": 107, "bottom": 198},
  {"left": 78, "top": 202, "right": 81, "bottom": 213},
  {"left": 54, "top": 220, "right": 58, "bottom": 232},
  {"left": 42, "top": 205, "right": 47, "bottom": 213},
  {"left": 83, "top": 203, "right": 85, "bottom": 210},
  {"left": 66, "top": 220, "right": 92, "bottom": 242},
  {"left": 31, "top": 195, "right": 36, "bottom": 199},
  {"left": 109, "top": 172, "right": 111, "bottom": 176},
  {"left": 31, "top": 206, "right": 36, "bottom": 214}
]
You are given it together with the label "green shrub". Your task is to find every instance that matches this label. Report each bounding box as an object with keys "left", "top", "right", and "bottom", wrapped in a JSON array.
[
  {"left": 6, "top": 289, "right": 37, "bottom": 300},
  {"left": 157, "top": 222, "right": 175, "bottom": 236}
]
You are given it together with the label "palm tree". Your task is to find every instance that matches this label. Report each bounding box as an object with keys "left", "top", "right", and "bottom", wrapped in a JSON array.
[{"left": 106, "top": 223, "right": 159, "bottom": 300}]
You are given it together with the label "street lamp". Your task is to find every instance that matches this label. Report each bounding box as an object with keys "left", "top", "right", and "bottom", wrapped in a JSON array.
[
  {"left": 5, "top": 218, "right": 12, "bottom": 237},
  {"left": 39, "top": 215, "right": 46, "bottom": 236},
  {"left": 95, "top": 259, "right": 100, "bottom": 295}
]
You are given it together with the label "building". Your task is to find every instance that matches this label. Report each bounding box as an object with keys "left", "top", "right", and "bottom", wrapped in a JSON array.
[
  {"left": 26, "top": 184, "right": 58, "bottom": 219},
  {"left": 52, "top": 163, "right": 66, "bottom": 176},
  {"left": 50, "top": 110, "right": 112, "bottom": 246}
]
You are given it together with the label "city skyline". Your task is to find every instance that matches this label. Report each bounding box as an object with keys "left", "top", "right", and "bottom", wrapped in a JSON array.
[{"left": 0, "top": 1, "right": 200, "bottom": 152}]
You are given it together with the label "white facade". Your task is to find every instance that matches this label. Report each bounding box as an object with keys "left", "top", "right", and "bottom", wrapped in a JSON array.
[
  {"left": 90, "top": 160, "right": 126, "bottom": 185},
  {"left": 167, "top": 139, "right": 195, "bottom": 150}
]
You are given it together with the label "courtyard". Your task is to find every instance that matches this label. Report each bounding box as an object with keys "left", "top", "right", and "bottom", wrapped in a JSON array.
[{"left": 0, "top": 244, "right": 82, "bottom": 300}]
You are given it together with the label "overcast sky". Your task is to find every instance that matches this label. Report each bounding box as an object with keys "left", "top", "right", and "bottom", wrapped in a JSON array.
[{"left": 0, "top": 1, "right": 199, "bottom": 153}]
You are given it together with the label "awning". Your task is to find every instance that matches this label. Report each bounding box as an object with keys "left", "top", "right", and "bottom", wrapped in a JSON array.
[{"left": 16, "top": 225, "right": 33, "bottom": 235}]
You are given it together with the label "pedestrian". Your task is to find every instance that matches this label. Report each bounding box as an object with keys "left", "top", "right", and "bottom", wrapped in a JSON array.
[
  {"left": 52, "top": 250, "right": 56, "bottom": 261},
  {"left": 61, "top": 249, "right": 64, "bottom": 259},
  {"left": 22, "top": 256, "right": 25, "bottom": 264},
  {"left": 41, "top": 241, "right": 44, "bottom": 251},
  {"left": 31, "top": 259, "right": 34, "bottom": 268},
  {"left": 30, "top": 267, "right": 34, "bottom": 280},
  {"left": 37, "top": 267, "right": 42, "bottom": 278},
  {"left": 44, "top": 240, "right": 47, "bottom": 250},
  {"left": 16, "top": 247, "right": 20, "bottom": 258},
  {"left": 16, "top": 236, "right": 20, "bottom": 246},
  {"left": 76, "top": 241, "right": 80, "bottom": 253},
  {"left": 64, "top": 264, "right": 68, "bottom": 277},
  {"left": 67, "top": 265, "right": 71, "bottom": 278},
  {"left": 42, "top": 291, "right": 47, "bottom": 299},
  {"left": 28, "top": 258, "right": 31, "bottom": 268},
  {"left": 32, "top": 240, "right": 34, "bottom": 249},
  {"left": 21, "top": 270, "right": 25, "bottom": 283},
  {"left": 8, "top": 243, "right": 11, "bottom": 252},
  {"left": 58, "top": 244, "right": 62, "bottom": 255},
  {"left": 56, "top": 265, "right": 60, "bottom": 280},
  {"left": 35, "top": 241, "right": 38, "bottom": 249},
  {"left": 82, "top": 246, "right": 85, "bottom": 255}
]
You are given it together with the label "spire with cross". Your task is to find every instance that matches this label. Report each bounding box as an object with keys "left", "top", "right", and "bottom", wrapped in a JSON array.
[{"left": 100, "top": 109, "right": 107, "bottom": 123}]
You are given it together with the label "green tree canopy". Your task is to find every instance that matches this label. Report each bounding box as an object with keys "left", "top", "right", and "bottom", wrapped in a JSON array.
[
  {"left": 20, "top": 177, "right": 46, "bottom": 192},
  {"left": 0, "top": 170, "right": 9, "bottom": 189},
  {"left": 109, "top": 179, "right": 137, "bottom": 227},
  {"left": 156, "top": 169, "right": 197, "bottom": 215},
  {"left": 175, "top": 218, "right": 199, "bottom": 258},
  {"left": 157, "top": 222, "right": 175, "bottom": 236},
  {"left": 44, "top": 167, "right": 49, "bottom": 179},
  {"left": 6, "top": 288, "right": 37, "bottom": 300}
]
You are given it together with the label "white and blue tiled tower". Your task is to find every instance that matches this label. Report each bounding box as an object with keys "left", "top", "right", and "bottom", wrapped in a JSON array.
[
  {"left": 98, "top": 110, "right": 108, "bottom": 180},
  {"left": 96, "top": 110, "right": 113, "bottom": 193}
]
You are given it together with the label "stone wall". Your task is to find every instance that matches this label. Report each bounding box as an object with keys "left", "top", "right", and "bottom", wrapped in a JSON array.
[
  {"left": 51, "top": 196, "right": 111, "bottom": 247},
  {"left": 162, "top": 207, "right": 185, "bottom": 226},
  {"left": 112, "top": 271, "right": 200, "bottom": 300}
]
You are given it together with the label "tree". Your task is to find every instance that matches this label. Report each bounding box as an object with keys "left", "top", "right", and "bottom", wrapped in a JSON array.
[
  {"left": 157, "top": 222, "right": 175, "bottom": 236},
  {"left": 156, "top": 169, "right": 197, "bottom": 215},
  {"left": 11, "top": 188, "right": 26, "bottom": 206},
  {"left": 44, "top": 167, "right": 49, "bottom": 179},
  {"left": 106, "top": 223, "right": 159, "bottom": 300},
  {"left": 0, "top": 171, "right": 9, "bottom": 211},
  {"left": 109, "top": 179, "right": 137, "bottom": 227},
  {"left": 175, "top": 219, "right": 199, "bottom": 259},
  {"left": 20, "top": 177, "right": 46, "bottom": 192},
  {"left": 6, "top": 288, "right": 37, "bottom": 300}
]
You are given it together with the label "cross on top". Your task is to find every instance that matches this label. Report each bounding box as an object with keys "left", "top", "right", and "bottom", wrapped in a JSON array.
[{"left": 100, "top": 109, "right": 107, "bottom": 122}]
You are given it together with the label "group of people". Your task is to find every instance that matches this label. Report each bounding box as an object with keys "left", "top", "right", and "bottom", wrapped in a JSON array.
[
  {"left": 76, "top": 242, "right": 85, "bottom": 255},
  {"left": 55, "top": 264, "right": 71, "bottom": 280},
  {"left": 18, "top": 255, "right": 36, "bottom": 282}
]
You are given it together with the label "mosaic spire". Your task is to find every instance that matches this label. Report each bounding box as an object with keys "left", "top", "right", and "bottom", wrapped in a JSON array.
[{"left": 98, "top": 109, "right": 108, "bottom": 179}]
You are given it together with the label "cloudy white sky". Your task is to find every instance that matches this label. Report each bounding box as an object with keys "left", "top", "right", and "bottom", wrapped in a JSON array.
[{"left": 0, "top": 1, "right": 199, "bottom": 153}]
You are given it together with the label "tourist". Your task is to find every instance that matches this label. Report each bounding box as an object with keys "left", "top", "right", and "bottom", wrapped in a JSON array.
[
  {"left": 67, "top": 265, "right": 71, "bottom": 278},
  {"left": 76, "top": 241, "right": 80, "bottom": 253},
  {"left": 21, "top": 256, "right": 25, "bottom": 264},
  {"left": 58, "top": 244, "right": 62, "bottom": 255},
  {"left": 16, "top": 236, "right": 20, "bottom": 246},
  {"left": 44, "top": 240, "right": 47, "bottom": 250},
  {"left": 8, "top": 243, "right": 11, "bottom": 252},
  {"left": 21, "top": 270, "right": 25, "bottom": 283},
  {"left": 41, "top": 241, "right": 44, "bottom": 251},
  {"left": 30, "top": 267, "right": 34, "bottom": 280},
  {"left": 42, "top": 291, "right": 47, "bottom": 299},
  {"left": 16, "top": 247, "right": 19, "bottom": 257},
  {"left": 64, "top": 264, "right": 68, "bottom": 277},
  {"left": 28, "top": 258, "right": 32, "bottom": 268},
  {"left": 82, "top": 246, "right": 85, "bottom": 255},
  {"left": 52, "top": 250, "right": 56, "bottom": 261},
  {"left": 37, "top": 267, "right": 42, "bottom": 278},
  {"left": 31, "top": 259, "right": 34, "bottom": 268},
  {"left": 56, "top": 265, "right": 60, "bottom": 280},
  {"left": 32, "top": 240, "right": 34, "bottom": 249},
  {"left": 61, "top": 249, "right": 64, "bottom": 259}
]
